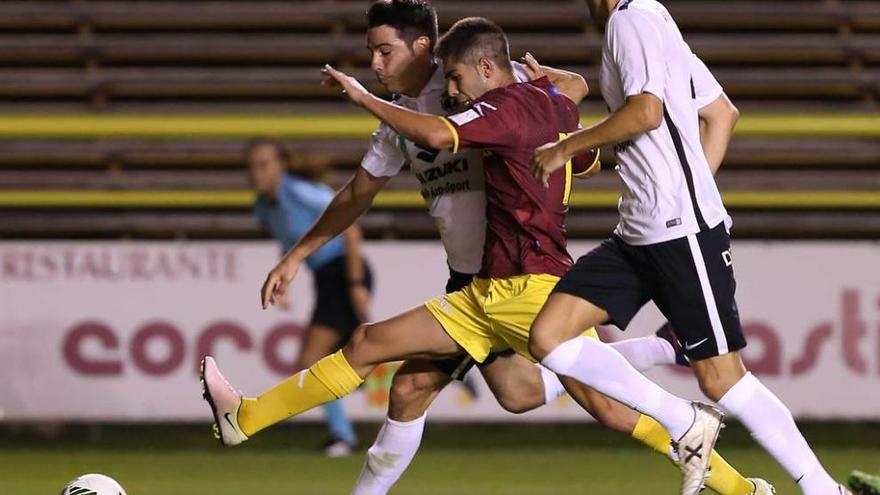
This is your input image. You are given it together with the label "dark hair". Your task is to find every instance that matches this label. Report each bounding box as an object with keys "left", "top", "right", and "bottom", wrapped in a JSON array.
[
  {"left": 243, "top": 137, "right": 325, "bottom": 183},
  {"left": 436, "top": 17, "right": 512, "bottom": 73},
  {"left": 367, "top": 0, "right": 439, "bottom": 51}
]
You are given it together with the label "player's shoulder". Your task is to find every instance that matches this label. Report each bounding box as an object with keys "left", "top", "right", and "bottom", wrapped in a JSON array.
[
  {"left": 448, "top": 77, "right": 559, "bottom": 127},
  {"left": 494, "top": 77, "right": 575, "bottom": 113},
  {"left": 608, "top": 0, "right": 665, "bottom": 28},
  {"left": 477, "top": 81, "right": 524, "bottom": 102},
  {"left": 522, "top": 77, "right": 578, "bottom": 114},
  {"left": 482, "top": 77, "right": 552, "bottom": 105},
  {"left": 455, "top": 83, "right": 521, "bottom": 116}
]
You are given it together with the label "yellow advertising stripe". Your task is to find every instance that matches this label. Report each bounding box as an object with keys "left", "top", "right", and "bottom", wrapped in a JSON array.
[
  {"left": 0, "top": 115, "right": 378, "bottom": 139},
  {"left": 0, "top": 189, "right": 878, "bottom": 209},
  {"left": 732, "top": 114, "right": 880, "bottom": 137},
  {"left": 0, "top": 189, "right": 427, "bottom": 208},
  {"left": 568, "top": 191, "right": 880, "bottom": 208},
  {"left": 0, "top": 189, "right": 257, "bottom": 207},
  {"left": 717, "top": 191, "right": 880, "bottom": 208},
  {"left": 0, "top": 113, "right": 876, "bottom": 138}
]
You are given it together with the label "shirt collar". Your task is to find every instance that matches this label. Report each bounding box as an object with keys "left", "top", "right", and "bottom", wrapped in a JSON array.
[
  {"left": 398, "top": 63, "right": 444, "bottom": 103},
  {"left": 612, "top": 0, "right": 633, "bottom": 14}
]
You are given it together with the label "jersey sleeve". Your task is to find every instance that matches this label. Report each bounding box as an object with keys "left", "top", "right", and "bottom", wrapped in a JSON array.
[
  {"left": 571, "top": 148, "right": 601, "bottom": 177},
  {"left": 689, "top": 53, "right": 723, "bottom": 109},
  {"left": 360, "top": 122, "right": 408, "bottom": 177},
  {"left": 607, "top": 9, "right": 667, "bottom": 100},
  {"left": 440, "top": 91, "right": 521, "bottom": 154}
]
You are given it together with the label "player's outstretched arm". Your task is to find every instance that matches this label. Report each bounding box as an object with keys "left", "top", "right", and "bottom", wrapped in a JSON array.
[
  {"left": 261, "top": 167, "right": 389, "bottom": 309},
  {"left": 520, "top": 52, "right": 589, "bottom": 104},
  {"left": 698, "top": 93, "right": 739, "bottom": 175},
  {"left": 342, "top": 223, "right": 370, "bottom": 322},
  {"left": 531, "top": 93, "right": 662, "bottom": 186},
  {"left": 322, "top": 64, "right": 455, "bottom": 151}
]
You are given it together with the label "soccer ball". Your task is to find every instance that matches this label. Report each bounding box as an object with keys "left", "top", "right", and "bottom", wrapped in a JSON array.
[{"left": 60, "top": 474, "right": 127, "bottom": 495}]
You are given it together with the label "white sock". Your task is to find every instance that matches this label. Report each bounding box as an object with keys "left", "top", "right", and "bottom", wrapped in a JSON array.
[
  {"left": 351, "top": 414, "right": 426, "bottom": 495},
  {"left": 541, "top": 336, "right": 694, "bottom": 440},
  {"left": 610, "top": 335, "right": 676, "bottom": 372},
  {"left": 539, "top": 364, "right": 566, "bottom": 404},
  {"left": 718, "top": 372, "right": 838, "bottom": 495}
]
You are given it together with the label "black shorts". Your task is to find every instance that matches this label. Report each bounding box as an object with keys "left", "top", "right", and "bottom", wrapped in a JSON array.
[
  {"left": 553, "top": 222, "right": 746, "bottom": 361},
  {"left": 431, "top": 267, "right": 517, "bottom": 380},
  {"left": 310, "top": 255, "right": 373, "bottom": 345}
]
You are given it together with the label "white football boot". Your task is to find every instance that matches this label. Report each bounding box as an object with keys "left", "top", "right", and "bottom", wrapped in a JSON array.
[
  {"left": 674, "top": 402, "right": 725, "bottom": 495},
  {"left": 748, "top": 478, "right": 776, "bottom": 494},
  {"left": 200, "top": 356, "right": 249, "bottom": 446}
]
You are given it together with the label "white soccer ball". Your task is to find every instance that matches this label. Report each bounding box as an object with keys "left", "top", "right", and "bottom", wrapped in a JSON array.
[{"left": 61, "top": 474, "right": 127, "bottom": 495}]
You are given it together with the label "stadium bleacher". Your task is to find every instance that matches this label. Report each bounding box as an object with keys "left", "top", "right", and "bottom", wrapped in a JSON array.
[{"left": 0, "top": 0, "right": 877, "bottom": 239}]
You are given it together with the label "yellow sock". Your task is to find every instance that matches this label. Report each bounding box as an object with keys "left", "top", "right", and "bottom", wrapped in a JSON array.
[
  {"left": 237, "top": 350, "right": 363, "bottom": 437},
  {"left": 632, "top": 414, "right": 755, "bottom": 495}
]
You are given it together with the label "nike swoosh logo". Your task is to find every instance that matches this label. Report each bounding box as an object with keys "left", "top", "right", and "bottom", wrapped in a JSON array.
[
  {"left": 684, "top": 338, "right": 709, "bottom": 351},
  {"left": 224, "top": 412, "right": 236, "bottom": 429}
]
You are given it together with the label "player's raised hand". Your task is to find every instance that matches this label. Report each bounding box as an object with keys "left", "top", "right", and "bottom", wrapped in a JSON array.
[
  {"left": 321, "top": 64, "right": 370, "bottom": 106},
  {"left": 531, "top": 141, "right": 569, "bottom": 188},
  {"left": 520, "top": 52, "right": 546, "bottom": 81},
  {"left": 260, "top": 257, "right": 302, "bottom": 310}
]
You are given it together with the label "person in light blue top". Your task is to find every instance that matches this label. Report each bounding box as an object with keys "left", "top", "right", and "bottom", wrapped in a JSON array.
[{"left": 248, "top": 137, "right": 373, "bottom": 457}]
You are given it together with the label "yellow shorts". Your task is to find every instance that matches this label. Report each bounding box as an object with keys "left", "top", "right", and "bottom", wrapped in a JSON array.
[{"left": 425, "top": 273, "right": 598, "bottom": 363}]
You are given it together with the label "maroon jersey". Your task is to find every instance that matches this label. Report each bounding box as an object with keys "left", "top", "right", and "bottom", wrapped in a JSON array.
[{"left": 442, "top": 76, "right": 581, "bottom": 279}]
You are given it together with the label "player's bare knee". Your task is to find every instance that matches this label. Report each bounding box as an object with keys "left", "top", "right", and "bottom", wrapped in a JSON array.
[
  {"left": 387, "top": 380, "right": 429, "bottom": 421},
  {"left": 390, "top": 372, "right": 430, "bottom": 402},
  {"left": 527, "top": 333, "right": 557, "bottom": 362},
  {"left": 386, "top": 369, "right": 440, "bottom": 421},
  {"left": 528, "top": 317, "right": 567, "bottom": 361},
  {"left": 492, "top": 382, "right": 536, "bottom": 414},
  {"left": 496, "top": 390, "right": 540, "bottom": 414}
]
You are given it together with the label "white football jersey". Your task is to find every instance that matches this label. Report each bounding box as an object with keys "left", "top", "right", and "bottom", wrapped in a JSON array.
[
  {"left": 361, "top": 63, "right": 530, "bottom": 274},
  {"left": 690, "top": 53, "right": 723, "bottom": 110},
  {"left": 361, "top": 65, "right": 487, "bottom": 274},
  {"left": 600, "top": 0, "right": 731, "bottom": 245}
]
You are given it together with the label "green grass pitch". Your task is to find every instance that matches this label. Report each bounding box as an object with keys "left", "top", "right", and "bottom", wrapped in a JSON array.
[{"left": 3, "top": 422, "right": 878, "bottom": 494}]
